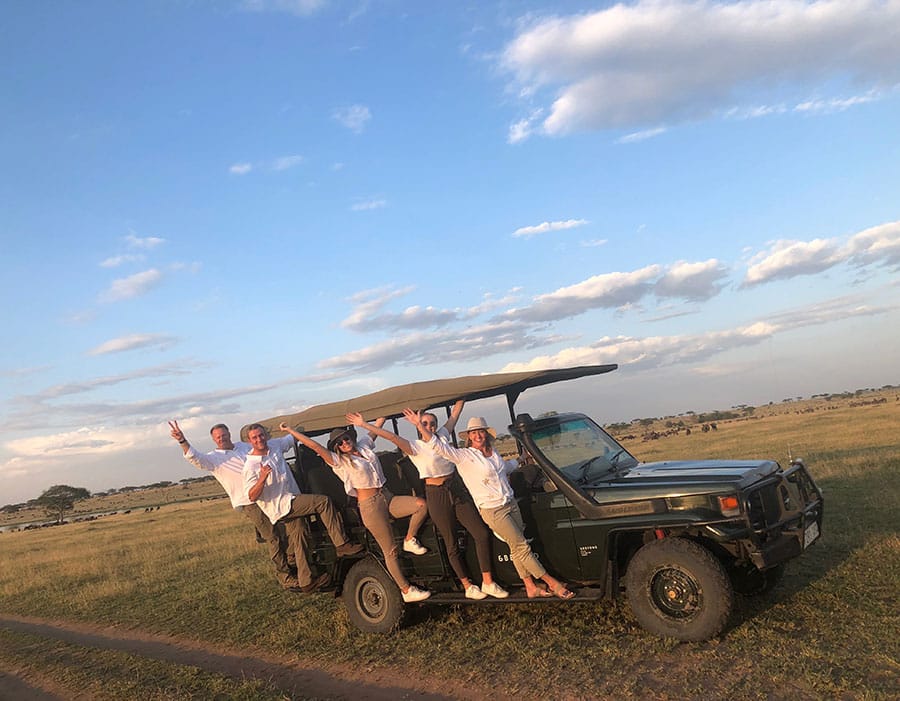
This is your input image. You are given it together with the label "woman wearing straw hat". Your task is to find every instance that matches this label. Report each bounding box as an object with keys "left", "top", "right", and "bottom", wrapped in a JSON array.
[
  {"left": 278, "top": 422, "right": 432, "bottom": 603},
  {"left": 405, "top": 410, "right": 575, "bottom": 600}
]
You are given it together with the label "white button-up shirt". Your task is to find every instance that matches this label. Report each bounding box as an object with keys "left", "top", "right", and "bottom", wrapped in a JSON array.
[
  {"left": 184, "top": 441, "right": 252, "bottom": 508},
  {"left": 406, "top": 427, "right": 456, "bottom": 479},
  {"left": 427, "top": 436, "right": 518, "bottom": 509},
  {"left": 242, "top": 436, "right": 300, "bottom": 524},
  {"left": 327, "top": 436, "right": 386, "bottom": 497}
]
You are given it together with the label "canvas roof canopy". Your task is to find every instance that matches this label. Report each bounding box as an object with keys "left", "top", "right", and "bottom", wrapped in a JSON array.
[{"left": 240, "top": 364, "right": 617, "bottom": 440}]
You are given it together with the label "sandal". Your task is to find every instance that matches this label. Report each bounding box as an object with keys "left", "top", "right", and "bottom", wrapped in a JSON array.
[
  {"left": 552, "top": 583, "right": 575, "bottom": 600},
  {"left": 526, "top": 586, "right": 553, "bottom": 599}
]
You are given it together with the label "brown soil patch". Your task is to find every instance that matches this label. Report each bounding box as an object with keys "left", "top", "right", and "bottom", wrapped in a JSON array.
[{"left": 0, "top": 614, "right": 509, "bottom": 700}]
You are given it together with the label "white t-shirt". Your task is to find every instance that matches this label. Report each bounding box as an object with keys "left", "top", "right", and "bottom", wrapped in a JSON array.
[
  {"left": 242, "top": 436, "right": 300, "bottom": 524},
  {"left": 428, "top": 436, "right": 518, "bottom": 509},
  {"left": 407, "top": 427, "right": 456, "bottom": 479},
  {"left": 184, "top": 441, "right": 252, "bottom": 508},
  {"left": 327, "top": 435, "right": 385, "bottom": 497}
]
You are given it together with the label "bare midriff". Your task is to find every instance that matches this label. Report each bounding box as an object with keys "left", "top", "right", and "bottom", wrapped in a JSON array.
[
  {"left": 424, "top": 475, "right": 453, "bottom": 486},
  {"left": 355, "top": 486, "right": 382, "bottom": 501}
]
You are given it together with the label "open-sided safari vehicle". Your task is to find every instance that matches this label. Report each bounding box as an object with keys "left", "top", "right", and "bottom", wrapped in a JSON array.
[{"left": 242, "top": 364, "right": 824, "bottom": 641}]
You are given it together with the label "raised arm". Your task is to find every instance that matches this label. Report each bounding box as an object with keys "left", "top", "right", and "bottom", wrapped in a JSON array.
[
  {"left": 168, "top": 420, "right": 191, "bottom": 455},
  {"left": 443, "top": 400, "right": 465, "bottom": 434},
  {"left": 405, "top": 408, "right": 470, "bottom": 464},
  {"left": 347, "top": 412, "right": 413, "bottom": 455},
  {"left": 403, "top": 408, "right": 430, "bottom": 440},
  {"left": 279, "top": 422, "right": 336, "bottom": 466}
]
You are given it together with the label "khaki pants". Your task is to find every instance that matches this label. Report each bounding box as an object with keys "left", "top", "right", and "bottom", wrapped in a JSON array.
[
  {"left": 478, "top": 501, "right": 546, "bottom": 580},
  {"left": 357, "top": 489, "right": 428, "bottom": 590},
  {"left": 278, "top": 493, "right": 349, "bottom": 587},
  {"left": 242, "top": 503, "right": 295, "bottom": 587}
]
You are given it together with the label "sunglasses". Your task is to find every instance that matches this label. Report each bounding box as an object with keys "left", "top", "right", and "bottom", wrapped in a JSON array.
[{"left": 336, "top": 436, "right": 354, "bottom": 445}]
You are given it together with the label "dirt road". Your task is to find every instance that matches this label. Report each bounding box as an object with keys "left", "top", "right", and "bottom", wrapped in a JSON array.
[{"left": 0, "top": 614, "right": 492, "bottom": 700}]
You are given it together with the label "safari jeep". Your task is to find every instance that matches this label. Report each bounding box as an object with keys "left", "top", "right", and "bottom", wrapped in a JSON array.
[{"left": 243, "top": 364, "right": 824, "bottom": 641}]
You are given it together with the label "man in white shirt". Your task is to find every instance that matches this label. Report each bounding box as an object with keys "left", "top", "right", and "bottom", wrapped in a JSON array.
[
  {"left": 169, "top": 420, "right": 299, "bottom": 591},
  {"left": 243, "top": 423, "right": 363, "bottom": 593}
]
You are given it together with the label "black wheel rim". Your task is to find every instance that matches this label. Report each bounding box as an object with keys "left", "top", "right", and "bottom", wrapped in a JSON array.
[
  {"left": 356, "top": 576, "right": 388, "bottom": 623},
  {"left": 649, "top": 567, "right": 702, "bottom": 619}
]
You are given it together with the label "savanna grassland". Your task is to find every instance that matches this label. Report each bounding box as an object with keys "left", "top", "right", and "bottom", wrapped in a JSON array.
[{"left": 0, "top": 392, "right": 898, "bottom": 700}]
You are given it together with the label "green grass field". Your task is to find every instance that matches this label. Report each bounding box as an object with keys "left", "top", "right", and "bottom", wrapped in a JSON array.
[{"left": 1, "top": 394, "right": 898, "bottom": 699}]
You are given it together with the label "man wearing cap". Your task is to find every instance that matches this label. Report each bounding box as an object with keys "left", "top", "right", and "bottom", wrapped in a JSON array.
[
  {"left": 168, "top": 419, "right": 298, "bottom": 591},
  {"left": 243, "top": 423, "right": 363, "bottom": 594}
]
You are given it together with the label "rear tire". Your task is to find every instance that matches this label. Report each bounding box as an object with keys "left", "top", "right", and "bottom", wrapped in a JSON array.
[
  {"left": 342, "top": 558, "right": 405, "bottom": 634},
  {"left": 625, "top": 538, "right": 732, "bottom": 641}
]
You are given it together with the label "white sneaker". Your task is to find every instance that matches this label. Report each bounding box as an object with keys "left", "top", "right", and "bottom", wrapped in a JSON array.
[
  {"left": 481, "top": 581, "right": 509, "bottom": 599},
  {"left": 402, "top": 585, "right": 431, "bottom": 603},
  {"left": 403, "top": 536, "right": 428, "bottom": 555},
  {"left": 465, "top": 584, "right": 487, "bottom": 600}
]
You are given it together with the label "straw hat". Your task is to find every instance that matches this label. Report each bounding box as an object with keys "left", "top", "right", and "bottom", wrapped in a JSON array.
[
  {"left": 458, "top": 416, "right": 496, "bottom": 440},
  {"left": 327, "top": 426, "right": 357, "bottom": 451}
]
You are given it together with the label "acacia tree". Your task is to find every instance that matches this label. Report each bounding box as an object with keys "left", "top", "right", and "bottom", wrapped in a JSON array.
[{"left": 35, "top": 485, "right": 91, "bottom": 524}]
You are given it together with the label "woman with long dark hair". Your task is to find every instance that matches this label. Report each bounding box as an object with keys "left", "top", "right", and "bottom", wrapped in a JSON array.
[{"left": 279, "top": 421, "right": 431, "bottom": 602}]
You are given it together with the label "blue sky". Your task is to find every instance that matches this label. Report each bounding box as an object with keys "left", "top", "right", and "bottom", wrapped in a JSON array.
[{"left": 2, "top": 0, "right": 899, "bottom": 506}]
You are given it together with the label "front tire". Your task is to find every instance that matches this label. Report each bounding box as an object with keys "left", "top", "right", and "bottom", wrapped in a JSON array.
[
  {"left": 342, "top": 558, "right": 405, "bottom": 634},
  {"left": 625, "top": 538, "right": 733, "bottom": 641}
]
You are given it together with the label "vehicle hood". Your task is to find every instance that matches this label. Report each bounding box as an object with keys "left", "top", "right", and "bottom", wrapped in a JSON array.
[{"left": 584, "top": 459, "right": 781, "bottom": 492}]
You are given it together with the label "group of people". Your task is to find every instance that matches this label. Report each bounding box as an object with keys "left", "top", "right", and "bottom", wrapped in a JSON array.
[{"left": 169, "top": 400, "right": 574, "bottom": 602}]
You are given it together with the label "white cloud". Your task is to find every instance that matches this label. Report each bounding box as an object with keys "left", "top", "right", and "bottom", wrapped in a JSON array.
[
  {"left": 229, "top": 162, "right": 253, "bottom": 175},
  {"left": 319, "top": 319, "right": 565, "bottom": 373},
  {"left": 504, "top": 265, "right": 662, "bottom": 321},
  {"left": 512, "top": 218, "right": 589, "bottom": 238},
  {"left": 794, "top": 90, "right": 882, "bottom": 114},
  {"left": 125, "top": 233, "right": 165, "bottom": 249},
  {"left": 656, "top": 259, "right": 730, "bottom": 301},
  {"left": 844, "top": 220, "right": 900, "bottom": 268},
  {"left": 743, "top": 238, "right": 843, "bottom": 286},
  {"left": 88, "top": 334, "right": 178, "bottom": 356},
  {"left": 502, "top": 0, "right": 900, "bottom": 136},
  {"left": 617, "top": 127, "right": 667, "bottom": 144},
  {"left": 351, "top": 198, "right": 386, "bottom": 211},
  {"left": 742, "top": 219, "right": 900, "bottom": 286},
  {"left": 6, "top": 427, "right": 121, "bottom": 458},
  {"left": 341, "top": 285, "right": 457, "bottom": 332},
  {"left": 272, "top": 154, "right": 304, "bottom": 171},
  {"left": 99, "top": 269, "right": 163, "bottom": 302},
  {"left": 508, "top": 117, "right": 535, "bottom": 144},
  {"left": 24, "top": 362, "right": 199, "bottom": 401},
  {"left": 341, "top": 286, "right": 524, "bottom": 333},
  {"left": 239, "top": 0, "right": 326, "bottom": 16},
  {"left": 580, "top": 239, "right": 608, "bottom": 248},
  {"left": 0, "top": 365, "right": 52, "bottom": 379},
  {"left": 99, "top": 254, "right": 144, "bottom": 268},
  {"left": 333, "top": 104, "right": 372, "bottom": 133},
  {"left": 500, "top": 293, "right": 896, "bottom": 374}
]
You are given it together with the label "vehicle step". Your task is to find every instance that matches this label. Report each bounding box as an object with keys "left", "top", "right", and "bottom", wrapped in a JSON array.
[{"left": 414, "top": 586, "right": 605, "bottom": 604}]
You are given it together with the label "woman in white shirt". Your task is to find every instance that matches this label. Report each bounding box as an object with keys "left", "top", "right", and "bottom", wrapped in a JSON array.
[
  {"left": 405, "top": 410, "right": 575, "bottom": 600},
  {"left": 280, "top": 422, "right": 431, "bottom": 603}
]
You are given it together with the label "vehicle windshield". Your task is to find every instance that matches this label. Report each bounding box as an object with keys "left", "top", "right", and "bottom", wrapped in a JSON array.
[{"left": 530, "top": 417, "right": 637, "bottom": 484}]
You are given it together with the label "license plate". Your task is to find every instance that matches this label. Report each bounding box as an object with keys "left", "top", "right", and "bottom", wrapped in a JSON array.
[{"left": 803, "top": 521, "right": 820, "bottom": 548}]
